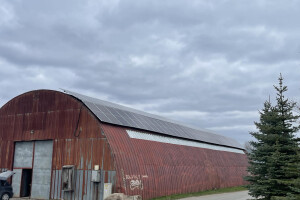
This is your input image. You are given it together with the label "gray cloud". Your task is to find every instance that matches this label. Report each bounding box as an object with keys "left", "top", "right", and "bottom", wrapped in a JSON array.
[{"left": 1, "top": 0, "right": 300, "bottom": 144}]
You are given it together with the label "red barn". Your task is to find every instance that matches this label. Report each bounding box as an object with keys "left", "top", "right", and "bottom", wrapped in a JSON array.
[{"left": 0, "top": 89, "right": 247, "bottom": 199}]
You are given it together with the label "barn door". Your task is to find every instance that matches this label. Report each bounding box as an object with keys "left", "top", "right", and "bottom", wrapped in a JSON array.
[
  {"left": 31, "top": 140, "right": 53, "bottom": 199},
  {"left": 12, "top": 140, "right": 53, "bottom": 199},
  {"left": 12, "top": 141, "right": 34, "bottom": 197}
]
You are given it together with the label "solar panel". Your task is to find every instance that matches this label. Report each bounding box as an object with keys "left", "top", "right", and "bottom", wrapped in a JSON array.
[{"left": 63, "top": 89, "right": 243, "bottom": 149}]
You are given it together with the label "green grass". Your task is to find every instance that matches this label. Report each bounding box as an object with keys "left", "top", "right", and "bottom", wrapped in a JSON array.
[{"left": 151, "top": 186, "right": 247, "bottom": 200}]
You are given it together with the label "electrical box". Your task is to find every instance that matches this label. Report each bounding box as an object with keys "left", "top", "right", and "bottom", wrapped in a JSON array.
[
  {"left": 91, "top": 170, "right": 101, "bottom": 182},
  {"left": 62, "top": 165, "right": 75, "bottom": 191}
]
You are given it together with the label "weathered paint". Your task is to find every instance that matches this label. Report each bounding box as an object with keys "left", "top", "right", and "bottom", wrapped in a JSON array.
[
  {"left": 13, "top": 141, "right": 34, "bottom": 168},
  {"left": 103, "top": 124, "right": 248, "bottom": 199},
  {"left": 12, "top": 140, "right": 53, "bottom": 198},
  {"left": 11, "top": 169, "right": 22, "bottom": 196},
  {"left": 0, "top": 90, "right": 116, "bottom": 199},
  {"left": 31, "top": 140, "right": 53, "bottom": 199},
  {"left": 0, "top": 90, "right": 248, "bottom": 200}
]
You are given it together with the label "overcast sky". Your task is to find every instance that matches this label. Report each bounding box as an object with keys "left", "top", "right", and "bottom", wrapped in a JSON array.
[{"left": 1, "top": 0, "right": 300, "bottom": 145}]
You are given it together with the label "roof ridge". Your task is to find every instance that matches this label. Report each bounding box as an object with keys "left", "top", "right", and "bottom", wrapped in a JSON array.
[{"left": 62, "top": 89, "right": 243, "bottom": 150}]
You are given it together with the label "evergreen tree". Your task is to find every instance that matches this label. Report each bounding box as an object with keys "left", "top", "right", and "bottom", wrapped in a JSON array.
[{"left": 245, "top": 74, "right": 300, "bottom": 200}]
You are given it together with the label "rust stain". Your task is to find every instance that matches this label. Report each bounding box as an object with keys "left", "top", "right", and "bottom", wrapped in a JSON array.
[
  {"left": 0, "top": 89, "right": 247, "bottom": 199},
  {"left": 0, "top": 90, "right": 115, "bottom": 199},
  {"left": 102, "top": 124, "right": 248, "bottom": 199}
]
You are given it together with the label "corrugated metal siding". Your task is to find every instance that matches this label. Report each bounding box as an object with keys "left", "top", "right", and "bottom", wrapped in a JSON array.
[
  {"left": 0, "top": 140, "right": 14, "bottom": 170},
  {"left": 50, "top": 169, "right": 116, "bottom": 200},
  {"left": 0, "top": 90, "right": 116, "bottom": 199},
  {"left": 103, "top": 124, "right": 248, "bottom": 199},
  {"left": 1, "top": 89, "right": 248, "bottom": 200}
]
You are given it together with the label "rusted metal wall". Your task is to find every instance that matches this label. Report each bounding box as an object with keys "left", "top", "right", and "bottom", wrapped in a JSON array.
[
  {"left": 102, "top": 124, "right": 248, "bottom": 199},
  {"left": 0, "top": 89, "right": 248, "bottom": 200},
  {"left": 0, "top": 90, "right": 116, "bottom": 199}
]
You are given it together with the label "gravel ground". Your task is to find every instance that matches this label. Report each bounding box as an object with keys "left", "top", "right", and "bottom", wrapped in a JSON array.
[{"left": 179, "top": 190, "right": 251, "bottom": 200}]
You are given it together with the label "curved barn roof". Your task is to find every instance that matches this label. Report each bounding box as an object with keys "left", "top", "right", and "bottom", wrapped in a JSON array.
[{"left": 63, "top": 89, "right": 243, "bottom": 150}]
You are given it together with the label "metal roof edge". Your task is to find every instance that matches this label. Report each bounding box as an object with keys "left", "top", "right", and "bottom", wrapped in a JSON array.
[{"left": 61, "top": 88, "right": 244, "bottom": 150}]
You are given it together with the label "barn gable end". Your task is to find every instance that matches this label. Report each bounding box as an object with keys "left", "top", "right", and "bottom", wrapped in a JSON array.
[{"left": 0, "top": 90, "right": 115, "bottom": 200}]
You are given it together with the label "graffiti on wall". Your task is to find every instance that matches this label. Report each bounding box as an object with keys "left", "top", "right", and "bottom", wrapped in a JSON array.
[
  {"left": 126, "top": 174, "right": 148, "bottom": 190},
  {"left": 120, "top": 169, "right": 149, "bottom": 191}
]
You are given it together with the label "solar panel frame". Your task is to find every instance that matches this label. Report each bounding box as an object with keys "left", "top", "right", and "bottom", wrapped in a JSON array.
[
  {"left": 118, "top": 109, "right": 141, "bottom": 128},
  {"left": 63, "top": 89, "right": 244, "bottom": 150},
  {"left": 113, "top": 108, "right": 132, "bottom": 127},
  {"left": 143, "top": 116, "right": 162, "bottom": 133}
]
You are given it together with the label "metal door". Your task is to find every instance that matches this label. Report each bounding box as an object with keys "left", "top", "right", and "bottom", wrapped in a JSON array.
[
  {"left": 12, "top": 141, "right": 34, "bottom": 197},
  {"left": 12, "top": 141, "right": 53, "bottom": 199},
  {"left": 31, "top": 140, "right": 53, "bottom": 199}
]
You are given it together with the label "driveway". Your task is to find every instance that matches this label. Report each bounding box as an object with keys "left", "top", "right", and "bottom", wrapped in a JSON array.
[{"left": 180, "top": 190, "right": 251, "bottom": 200}]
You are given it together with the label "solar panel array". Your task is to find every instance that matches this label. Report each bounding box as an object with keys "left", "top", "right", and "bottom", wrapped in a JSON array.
[{"left": 63, "top": 89, "right": 243, "bottom": 149}]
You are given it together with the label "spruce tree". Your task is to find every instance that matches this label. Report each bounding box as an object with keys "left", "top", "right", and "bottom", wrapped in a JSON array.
[{"left": 245, "top": 74, "right": 300, "bottom": 200}]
